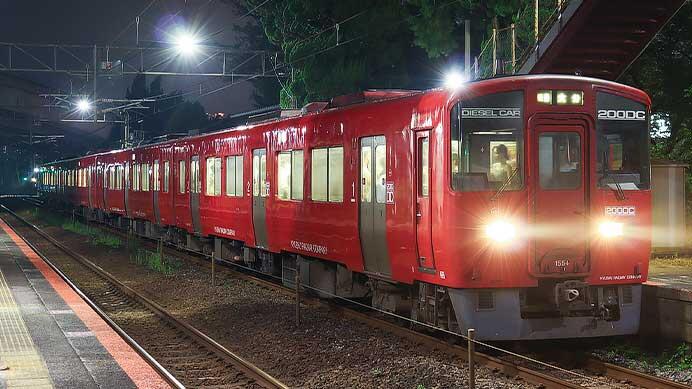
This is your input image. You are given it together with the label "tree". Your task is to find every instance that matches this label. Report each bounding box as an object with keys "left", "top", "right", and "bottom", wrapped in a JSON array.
[
  {"left": 124, "top": 74, "right": 210, "bottom": 137},
  {"left": 231, "top": 0, "right": 543, "bottom": 107},
  {"left": 621, "top": 4, "right": 692, "bottom": 147}
]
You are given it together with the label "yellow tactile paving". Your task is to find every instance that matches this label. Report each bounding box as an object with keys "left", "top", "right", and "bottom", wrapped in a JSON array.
[{"left": 0, "top": 268, "right": 53, "bottom": 388}]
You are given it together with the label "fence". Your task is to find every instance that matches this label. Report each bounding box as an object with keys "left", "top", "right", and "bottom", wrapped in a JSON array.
[{"left": 474, "top": 0, "right": 571, "bottom": 79}]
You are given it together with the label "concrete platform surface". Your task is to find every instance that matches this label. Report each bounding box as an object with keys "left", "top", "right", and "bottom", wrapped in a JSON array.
[
  {"left": 643, "top": 262, "right": 692, "bottom": 343},
  {"left": 0, "top": 218, "right": 169, "bottom": 388}
]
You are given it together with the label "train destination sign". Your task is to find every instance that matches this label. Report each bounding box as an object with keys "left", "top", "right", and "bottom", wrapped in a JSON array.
[{"left": 461, "top": 107, "right": 521, "bottom": 119}]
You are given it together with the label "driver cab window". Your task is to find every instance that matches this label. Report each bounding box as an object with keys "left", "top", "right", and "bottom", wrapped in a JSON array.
[{"left": 451, "top": 91, "right": 524, "bottom": 192}]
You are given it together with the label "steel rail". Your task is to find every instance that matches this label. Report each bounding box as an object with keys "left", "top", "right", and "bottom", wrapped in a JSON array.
[
  {"left": 0, "top": 205, "right": 184, "bottom": 389},
  {"left": 1, "top": 204, "right": 288, "bottom": 389},
  {"left": 18, "top": 200, "right": 690, "bottom": 389},
  {"left": 142, "top": 226, "right": 690, "bottom": 389}
]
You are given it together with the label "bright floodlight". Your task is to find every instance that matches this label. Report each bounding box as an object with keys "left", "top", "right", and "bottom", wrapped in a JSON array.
[
  {"left": 173, "top": 31, "right": 200, "bottom": 57},
  {"left": 76, "top": 99, "right": 92, "bottom": 112},
  {"left": 444, "top": 70, "right": 466, "bottom": 90},
  {"left": 33, "top": 167, "right": 39, "bottom": 173}
]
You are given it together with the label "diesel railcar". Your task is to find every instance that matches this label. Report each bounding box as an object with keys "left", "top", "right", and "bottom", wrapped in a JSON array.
[{"left": 39, "top": 75, "right": 652, "bottom": 340}]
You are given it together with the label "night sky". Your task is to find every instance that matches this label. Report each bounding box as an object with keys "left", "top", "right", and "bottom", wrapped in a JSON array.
[{"left": 0, "top": 0, "right": 260, "bottom": 114}]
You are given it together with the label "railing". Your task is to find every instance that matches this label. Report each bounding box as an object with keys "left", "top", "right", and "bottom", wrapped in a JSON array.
[{"left": 474, "top": 0, "right": 571, "bottom": 79}]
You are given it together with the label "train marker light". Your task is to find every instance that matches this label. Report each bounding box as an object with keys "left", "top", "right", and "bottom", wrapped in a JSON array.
[
  {"left": 537, "top": 90, "right": 552, "bottom": 104},
  {"left": 598, "top": 221, "right": 623, "bottom": 238},
  {"left": 570, "top": 91, "right": 583, "bottom": 105},
  {"left": 76, "top": 99, "right": 92, "bottom": 112},
  {"left": 484, "top": 220, "right": 516, "bottom": 244},
  {"left": 444, "top": 70, "right": 466, "bottom": 90}
]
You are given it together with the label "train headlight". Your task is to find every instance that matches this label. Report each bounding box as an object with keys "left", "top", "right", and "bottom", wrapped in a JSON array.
[
  {"left": 598, "top": 221, "right": 624, "bottom": 238},
  {"left": 484, "top": 220, "right": 516, "bottom": 243}
]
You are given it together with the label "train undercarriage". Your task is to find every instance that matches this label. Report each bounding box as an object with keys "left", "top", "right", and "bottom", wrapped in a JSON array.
[{"left": 71, "top": 203, "right": 641, "bottom": 341}]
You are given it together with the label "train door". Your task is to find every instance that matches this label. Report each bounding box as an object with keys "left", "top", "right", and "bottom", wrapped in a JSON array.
[
  {"left": 124, "top": 162, "right": 130, "bottom": 217},
  {"left": 190, "top": 156, "right": 201, "bottom": 234},
  {"left": 102, "top": 165, "right": 108, "bottom": 210},
  {"left": 532, "top": 123, "right": 588, "bottom": 275},
  {"left": 415, "top": 131, "right": 435, "bottom": 271},
  {"left": 153, "top": 159, "right": 161, "bottom": 224},
  {"left": 87, "top": 166, "right": 93, "bottom": 208},
  {"left": 252, "top": 148, "right": 268, "bottom": 248},
  {"left": 359, "top": 136, "right": 391, "bottom": 275}
]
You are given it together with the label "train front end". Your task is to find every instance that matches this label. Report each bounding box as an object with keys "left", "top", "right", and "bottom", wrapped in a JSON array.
[{"left": 439, "top": 76, "right": 651, "bottom": 340}]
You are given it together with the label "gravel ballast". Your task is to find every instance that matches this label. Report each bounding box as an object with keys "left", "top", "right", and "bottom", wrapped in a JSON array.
[{"left": 16, "top": 208, "right": 540, "bottom": 389}]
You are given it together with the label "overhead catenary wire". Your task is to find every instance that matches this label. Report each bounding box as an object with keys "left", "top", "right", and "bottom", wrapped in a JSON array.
[
  {"left": 109, "top": 0, "right": 160, "bottom": 45},
  {"left": 147, "top": 2, "right": 389, "bottom": 114}
]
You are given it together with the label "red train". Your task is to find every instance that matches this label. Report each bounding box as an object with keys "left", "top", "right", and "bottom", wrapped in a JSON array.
[{"left": 38, "top": 75, "right": 651, "bottom": 340}]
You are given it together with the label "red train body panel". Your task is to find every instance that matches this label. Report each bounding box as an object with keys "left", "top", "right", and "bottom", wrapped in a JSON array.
[{"left": 39, "top": 75, "right": 652, "bottom": 340}]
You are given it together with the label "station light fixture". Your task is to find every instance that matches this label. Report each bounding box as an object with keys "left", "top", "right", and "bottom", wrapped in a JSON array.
[
  {"left": 443, "top": 69, "right": 467, "bottom": 91},
  {"left": 172, "top": 30, "right": 201, "bottom": 57},
  {"left": 76, "top": 98, "right": 92, "bottom": 113},
  {"left": 33, "top": 167, "right": 39, "bottom": 173}
]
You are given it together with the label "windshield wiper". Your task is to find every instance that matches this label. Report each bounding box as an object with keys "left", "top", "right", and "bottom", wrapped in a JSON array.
[
  {"left": 601, "top": 152, "right": 626, "bottom": 201},
  {"left": 490, "top": 167, "right": 519, "bottom": 202}
]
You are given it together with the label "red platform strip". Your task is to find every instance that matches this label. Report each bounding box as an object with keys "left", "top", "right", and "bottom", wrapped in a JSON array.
[{"left": 0, "top": 219, "right": 170, "bottom": 389}]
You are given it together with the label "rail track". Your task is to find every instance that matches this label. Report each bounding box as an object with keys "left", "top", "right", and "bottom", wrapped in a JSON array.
[
  {"left": 8, "top": 199, "right": 690, "bottom": 389},
  {"left": 0, "top": 203, "right": 287, "bottom": 389}
]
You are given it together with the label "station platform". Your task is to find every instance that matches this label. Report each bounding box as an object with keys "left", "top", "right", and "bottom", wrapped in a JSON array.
[
  {"left": 642, "top": 262, "right": 692, "bottom": 343},
  {"left": 0, "top": 218, "right": 169, "bottom": 388}
]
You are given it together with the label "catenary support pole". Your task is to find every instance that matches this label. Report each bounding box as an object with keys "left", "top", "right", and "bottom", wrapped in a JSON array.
[
  {"left": 468, "top": 328, "right": 476, "bottom": 389},
  {"left": 295, "top": 264, "right": 301, "bottom": 327}
]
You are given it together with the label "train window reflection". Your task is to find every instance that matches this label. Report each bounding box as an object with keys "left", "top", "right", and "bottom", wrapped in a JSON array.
[
  {"left": 539, "top": 132, "right": 581, "bottom": 189},
  {"left": 450, "top": 91, "right": 524, "bottom": 192},
  {"left": 596, "top": 92, "right": 650, "bottom": 190}
]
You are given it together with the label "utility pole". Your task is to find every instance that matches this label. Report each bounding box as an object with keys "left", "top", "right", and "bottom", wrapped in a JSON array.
[
  {"left": 123, "top": 110, "right": 130, "bottom": 148},
  {"left": 465, "top": 20, "right": 471, "bottom": 79}
]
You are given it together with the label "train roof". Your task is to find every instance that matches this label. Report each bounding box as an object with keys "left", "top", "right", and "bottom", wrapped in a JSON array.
[{"left": 42, "top": 74, "right": 649, "bottom": 166}]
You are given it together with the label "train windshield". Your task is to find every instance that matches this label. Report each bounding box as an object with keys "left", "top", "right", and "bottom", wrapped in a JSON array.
[
  {"left": 596, "top": 92, "right": 650, "bottom": 190},
  {"left": 450, "top": 91, "right": 524, "bottom": 192}
]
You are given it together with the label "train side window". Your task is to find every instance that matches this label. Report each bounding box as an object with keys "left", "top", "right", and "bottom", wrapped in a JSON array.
[
  {"left": 191, "top": 158, "right": 201, "bottom": 194},
  {"left": 133, "top": 164, "right": 140, "bottom": 191},
  {"left": 419, "top": 137, "right": 429, "bottom": 197},
  {"left": 205, "top": 157, "right": 221, "bottom": 196},
  {"left": 252, "top": 154, "right": 260, "bottom": 196},
  {"left": 361, "top": 146, "right": 372, "bottom": 203},
  {"left": 292, "top": 150, "right": 304, "bottom": 200},
  {"left": 328, "top": 147, "right": 343, "bottom": 202},
  {"left": 178, "top": 161, "right": 186, "bottom": 194},
  {"left": 225, "top": 156, "right": 243, "bottom": 197},
  {"left": 277, "top": 152, "right": 291, "bottom": 199},
  {"left": 163, "top": 161, "right": 169, "bottom": 193},
  {"left": 375, "top": 145, "right": 385, "bottom": 203},
  {"left": 311, "top": 149, "right": 327, "bottom": 201},
  {"left": 142, "top": 163, "right": 150, "bottom": 192},
  {"left": 153, "top": 160, "right": 160, "bottom": 192},
  {"left": 311, "top": 146, "right": 343, "bottom": 202},
  {"left": 277, "top": 150, "right": 304, "bottom": 201}
]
